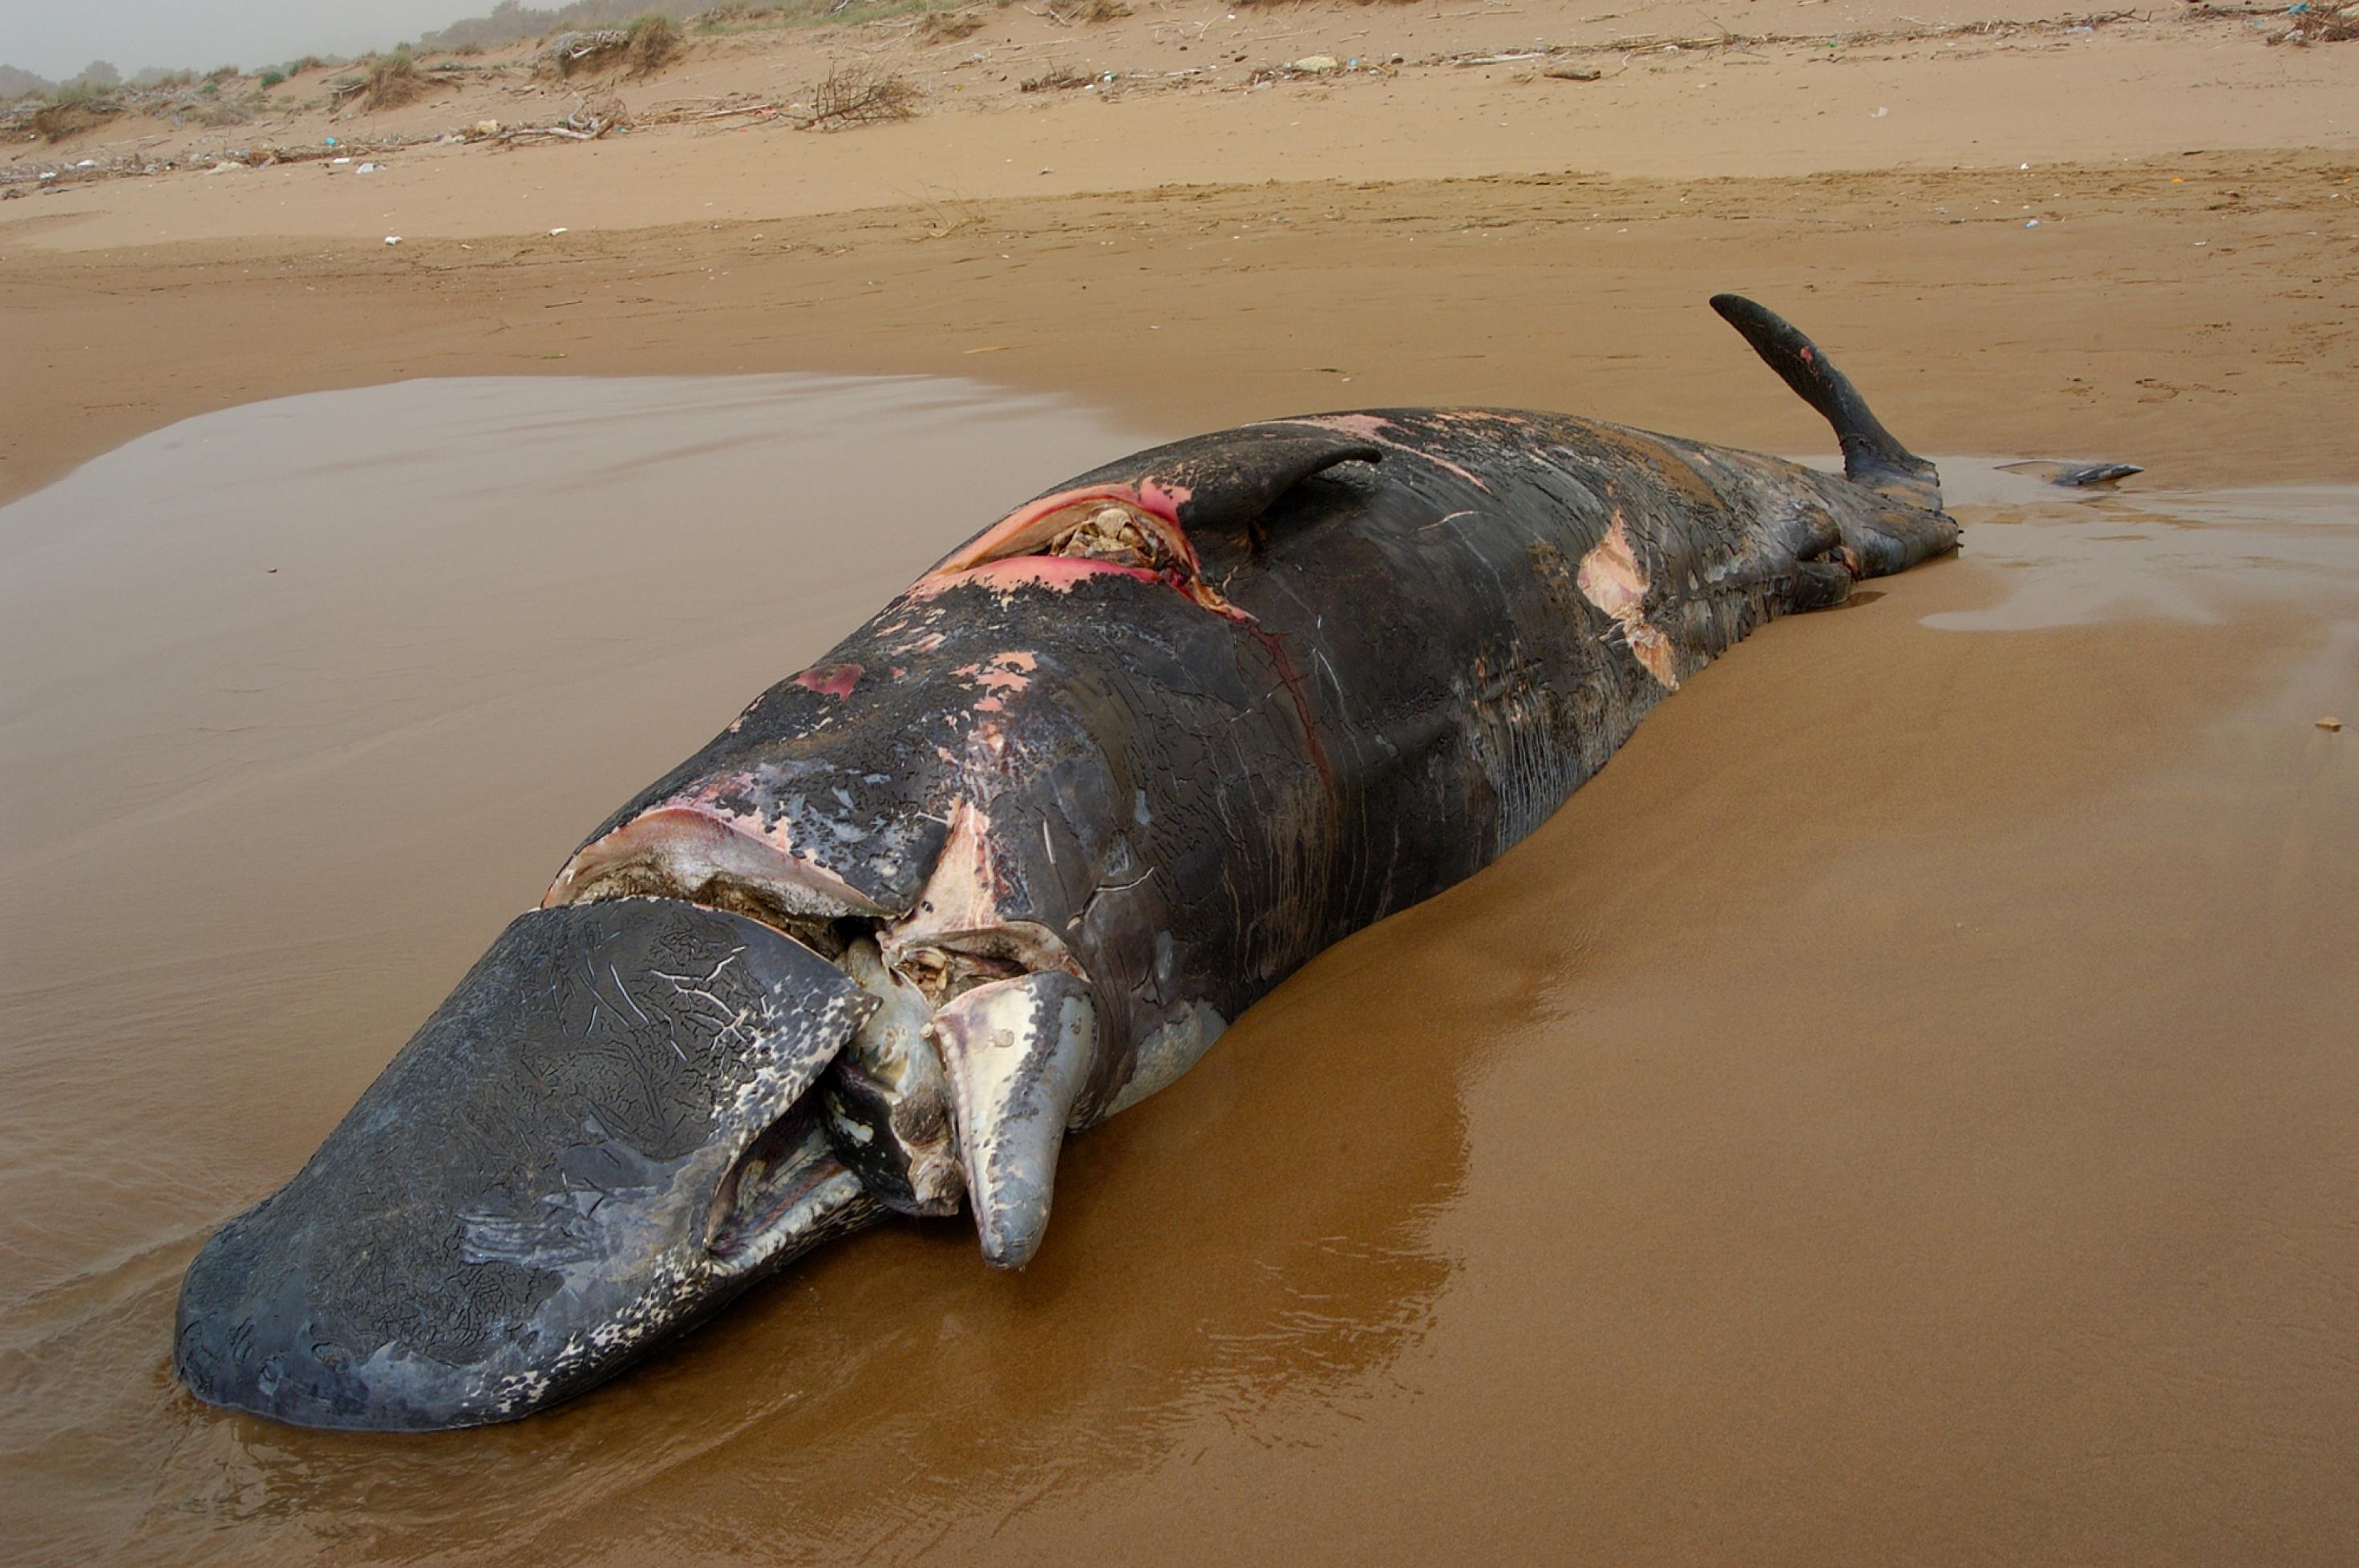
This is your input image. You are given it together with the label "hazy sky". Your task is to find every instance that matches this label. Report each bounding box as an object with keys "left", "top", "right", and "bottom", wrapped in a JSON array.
[{"left": 2, "top": 0, "right": 484, "bottom": 79}]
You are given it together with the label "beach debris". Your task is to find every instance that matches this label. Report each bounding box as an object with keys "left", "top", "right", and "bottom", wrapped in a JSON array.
[
  {"left": 1999, "top": 459, "right": 2144, "bottom": 487},
  {"left": 536, "top": 18, "right": 681, "bottom": 80},
  {"left": 356, "top": 161, "right": 379, "bottom": 174},
  {"left": 795, "top": 65, "right": 920, "bottom": 127},
  {"left": 496, "top": 95, "right": 632, "bottom": 143},
  {"left": 2268, "top": 0, "right": 2358, "bottom": 42},
  {"left": 384, "top": 235, "right": 402, "bottom": 244},
  {"left": 542, "top": 30, "right": 630, "bottom": 77},
  {"left": 548, "top": 226, "right": 569, "bottom": 235},
  {"left": 1544, "top": 63, "right": 1604, "bottom": 80},
  {"left": 1292, "top": 55, "right": 1341, "bottom": 72},
  {"left": 2320, "top": 717, "right": 2345, "bottom": 732}
]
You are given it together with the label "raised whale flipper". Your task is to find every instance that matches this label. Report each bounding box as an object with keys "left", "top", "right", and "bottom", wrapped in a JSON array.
[{"left": 1710, "top": 293, "right": 1944, "bottom": 514}]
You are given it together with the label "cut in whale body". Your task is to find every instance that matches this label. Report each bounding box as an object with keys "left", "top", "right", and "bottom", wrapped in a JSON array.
[{"left": 176, "top": 296, "right": 1967, "bottom": 1431}]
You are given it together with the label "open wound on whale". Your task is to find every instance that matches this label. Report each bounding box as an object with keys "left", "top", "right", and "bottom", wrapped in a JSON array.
[
  {"left": 921, "top": 431, "right": 1389, "bottom": 618},
  {"left": 918, "top": 481, "right": 1248, "bottom": 620},
  {"left": 547, "top": 792, "right": 1094, "bottom": 1269},
  {"left": 1576, "top": 512, "right": 1683, "bottom": 689}
]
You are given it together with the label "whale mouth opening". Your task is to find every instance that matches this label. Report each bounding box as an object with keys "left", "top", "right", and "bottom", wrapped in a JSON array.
[
  {"left": 544, "top": 804, "right": 887, "bottom": 936},
  {"left": 705, "top": 1100, "right": 876, "bottom": 1267},
  {"left": 546, "top": 811, "right": 946, "bottom": 1259}
]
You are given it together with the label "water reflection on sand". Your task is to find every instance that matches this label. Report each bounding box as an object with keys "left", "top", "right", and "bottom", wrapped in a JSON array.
[{"left": 2, "top": 383, "right": 2354, "bottom": 1564}]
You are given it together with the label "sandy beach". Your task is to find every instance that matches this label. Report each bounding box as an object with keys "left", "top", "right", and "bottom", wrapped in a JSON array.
[
  {"left": 6, "top": 0, "right": 2356, "bottom": 500},
  {"left": 2, "top": 1, "right": 2357, "bottom": 1562}
]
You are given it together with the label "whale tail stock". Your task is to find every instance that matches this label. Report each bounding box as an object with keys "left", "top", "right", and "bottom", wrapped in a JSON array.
[{"left": 1709, "top": 293, "right": 1944, "bottom": 515}]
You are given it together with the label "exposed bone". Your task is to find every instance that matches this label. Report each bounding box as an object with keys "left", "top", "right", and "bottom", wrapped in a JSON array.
[
  {"left": 1048, "top": 503, "right": 1176, "bottom": 571},
  {"left": 930, "top": 970, "right": 1097, "bottom": 1267},
  {"left": 961, "top": 495, "right": 1190, "bottom": 574},
  {"left": 819, "top": 939, "right": 964, "bottom": 1215},
  {"left": 880, "top": 799, "right": 1083, "bottom": 985}
]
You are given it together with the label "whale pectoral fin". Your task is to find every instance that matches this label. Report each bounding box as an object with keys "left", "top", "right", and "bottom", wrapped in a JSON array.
[
  {"left": 1790, "top": 558, "right": 1855, "bottom": 612},
  {"left": 930, "top": 970, "right": 1098, "bottom": 1268},
  {"left": 1146, "top": 429, "right": 1383, "bottom": 550}
]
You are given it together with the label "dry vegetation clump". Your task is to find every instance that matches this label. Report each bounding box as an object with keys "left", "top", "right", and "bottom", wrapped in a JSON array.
[
  {"left": 1044, "top": 0, "right": 1130, "bottom": 21},
  {"left": 2270, "top": 0, "right": 2357, "bottom": 42},
  {"left": 693, "top": 1, "right": 785, "bottom": 30},
  {"left": 359, "top": 50, "right": 425, "bottom": 109},
  {"left": 625, "top": 13, "right": 682, "bottom": 71},
  {"left": 30, "top": 95, "right": 121, "bottom": 140},
  {"left": 1019, "top": 67, "right": 1088, "bottom": 91},
  {"left": 917, "top": 8, "right": 987, "bottom": 42},
  {"left": 799, "top": 63, "right": 919, "bottom": 127},
  {"left": 544, "top": 28, "right": 629, "bottom": 76}
]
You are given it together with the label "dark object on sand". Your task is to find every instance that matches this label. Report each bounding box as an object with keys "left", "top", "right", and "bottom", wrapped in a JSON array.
[
  {"left": 176, "top": 296, "right": 1960, "bottom": 1430},
  {"left": 1999, "top": 458, "right": 2143, "bottom": 487}
]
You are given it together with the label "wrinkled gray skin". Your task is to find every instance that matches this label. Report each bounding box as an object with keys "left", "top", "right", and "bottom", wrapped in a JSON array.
[{"left": 176, "top": 297, "right": 1964, "bottom": 1430}]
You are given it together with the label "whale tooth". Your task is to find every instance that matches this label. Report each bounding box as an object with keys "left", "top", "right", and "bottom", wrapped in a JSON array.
[{"left": 929, "top": 970, "right": 1097, "bottom": 1268}]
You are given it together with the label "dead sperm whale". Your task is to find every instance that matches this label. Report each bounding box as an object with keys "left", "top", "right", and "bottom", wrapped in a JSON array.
[{"left": 174, "top": 295, "right": 1961, "bottom": 1430}]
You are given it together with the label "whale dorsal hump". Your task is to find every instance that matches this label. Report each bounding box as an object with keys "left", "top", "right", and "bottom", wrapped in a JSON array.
[{"left": 1138, "top": 427, "right": 1383, "bottom": 550}]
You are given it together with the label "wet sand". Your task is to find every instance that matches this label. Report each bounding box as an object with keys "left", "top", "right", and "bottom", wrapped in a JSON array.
[
  {"left": 3, "top": 0, "right": 2357, "bottom": 1558},
  {"left": 2, "top": 370, "right": 2355, "bottom": 1564}
]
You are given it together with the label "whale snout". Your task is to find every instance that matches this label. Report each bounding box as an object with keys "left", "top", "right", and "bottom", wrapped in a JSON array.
[
  {"left": 172, "top": 899, "right": 880, "bottom": 1430},
  {"left": 175, "top": 1202, "right": 533, "bottom": 1430}
]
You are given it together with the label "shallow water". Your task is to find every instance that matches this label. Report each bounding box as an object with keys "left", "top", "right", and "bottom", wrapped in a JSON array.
[{"left": 2, "top": 380, "right": 2354, "bottom": 1566}]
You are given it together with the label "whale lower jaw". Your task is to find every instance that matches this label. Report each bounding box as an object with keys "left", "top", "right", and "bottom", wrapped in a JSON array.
[{"left": 545, "top": 805, "right": 1103, "bottom": 1272}]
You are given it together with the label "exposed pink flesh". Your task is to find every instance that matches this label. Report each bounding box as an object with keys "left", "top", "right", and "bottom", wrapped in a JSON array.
[
  {"left": 542, "top": 802, "right": 886, "bottom": 917},
  {"left": 930, "top": 480, "right": 1195, "bottom": 577},
  {"left": 794, "top": 662, "right": 864, "bottom": 699}
]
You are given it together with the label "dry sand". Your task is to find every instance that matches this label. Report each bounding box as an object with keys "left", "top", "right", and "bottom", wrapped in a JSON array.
[
  {"left": 2, "top": 1, "right": 2357, "bottom": 1562},
  {"left": 4, "top": 0, "right": 2355, "bottom": 500}
]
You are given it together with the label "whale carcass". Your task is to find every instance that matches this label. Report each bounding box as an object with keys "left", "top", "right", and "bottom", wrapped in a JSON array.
[{"left": 175, "top": 296, "right": 1960, "bottom": 1430}]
